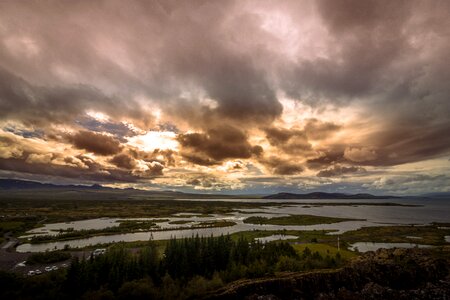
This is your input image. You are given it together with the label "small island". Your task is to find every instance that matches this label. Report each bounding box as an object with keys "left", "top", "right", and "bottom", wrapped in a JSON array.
[{"left": 243, "top": 214, "right": 361, "bottom": 226}]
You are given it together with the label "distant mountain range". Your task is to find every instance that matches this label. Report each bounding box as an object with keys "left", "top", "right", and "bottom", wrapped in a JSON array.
[
  {"left": 420, "top": 192, "right": 450, "bottom": 198},
  {"left": 263, "top": 192, "right": 400, "bottom": 199},
  {"left": 0, "top": 179, "right": 108, "bottom": 190},
  {"left": 0, "top": 179, "right": 244, "bottom": 200},
  {"left": 1, "top": 178, "right": 447, "bottom": 200}
]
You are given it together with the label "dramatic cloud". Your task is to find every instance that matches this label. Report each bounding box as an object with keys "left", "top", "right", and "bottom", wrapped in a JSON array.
[
  {"left": 368, "top": 174, "right": 450, "bottom": 194},
  {"left": 177, "top": 126, "right": 262, "bottom": 165},
  {"left": 317, "top": 165, "right": 366, "bottom": 178},
  {"left": 109, "top": 153, "right": 137, "bottom": 170},
  {"left": 0, "top": 157, "right": 138, "bottom": 183},
  {"left": 303, "top": 119, "right": 341, "bottom": 141},
  {"left": 259, "top": 156, "right": 304, "bottom": 176},
  {"left": 0, "top": 0, "right": 449, "bottom": 193},
  {"left": 344, "top": 147, "right": 377, "bottom": 163},
  {"left": 0, "top": 67, "right": 152, "bottom": 128},
  {"left": 68, "top": 131, "right": 122, "bottom": 156}
]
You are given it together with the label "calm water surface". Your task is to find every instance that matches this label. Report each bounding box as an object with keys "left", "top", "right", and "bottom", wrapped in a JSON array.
[{"left": 255, "top": 234, "right": 298, "bottom": 243}]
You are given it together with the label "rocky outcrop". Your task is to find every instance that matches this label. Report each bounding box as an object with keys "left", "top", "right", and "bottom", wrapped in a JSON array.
[{"left": 204, "top": 247, "right": 450, "bottom": 300}]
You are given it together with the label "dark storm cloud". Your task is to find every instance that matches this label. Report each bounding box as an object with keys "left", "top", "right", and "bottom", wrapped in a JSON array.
[
  {"left": 264, "top": 127, "right": 302, "bottom": 144},
  {"left": 306, "top": 121, "right": 450, "bottom": 168},
  {"left": 263, "top": 119, "right": 339, "bottom": 156},
  {"left": 0, "top": 157, "right": 137, "bottom": 183},
  {"left": 282, "top": 0, "right": 450, "bottom": 165},
  {"left": 109, "top": 153, "right": 137, "bottom": 170},
  {"left": 0, "top": 0, "right": 282, "bottom": 129},
  {"left": 144, "top": 162, "right": 164, "bottom": 177},
  {"left": 303, "top": 119, "right": 341, "bottom": 140},
  {"left": 129, "top": 149, "right": 176, "bottom": 167},
  {"left": 68, "top": 131, "right": 122, "bottom": 156},
  {"left": 177, "top": 126, "right": 262, "bottom": 165},
  {"left": 259, "top": 156, "right": 304, "bottom": 175},
  {"left": 281, "top": 0, "right": 413, "bottom": 103},
  {"left": 0, "top": 67, "right": 151, "bottom": 127},
  {"left": 306, "top": 149, "right": 345, "bottom": 170},
  {"left": 356, "top": 124, "right": 450, "bottom": 166},
  {"left": 317, "top": 165, "right": 366, "bottom": 178},
  {"left": 0, "top": 0, "right": 448, "bottom": 143},
  {"left": 263, "top": 126, "right": 312, "bottom": 155},
  {"left": 110, "top": 150, "right": 166, "bottom": 176}
]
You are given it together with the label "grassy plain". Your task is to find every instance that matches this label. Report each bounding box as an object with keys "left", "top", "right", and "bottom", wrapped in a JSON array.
[
  {"left": 292, "top": 243, "right": 356, "bottom": 260},
  {"left": 340, "top": 223, "right": 450, "bottom": 246}
]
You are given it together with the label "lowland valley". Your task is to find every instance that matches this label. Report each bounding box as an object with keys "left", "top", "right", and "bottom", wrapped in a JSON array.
[{"left": 1, "top": 181, "right": 449, "bottom": 299}]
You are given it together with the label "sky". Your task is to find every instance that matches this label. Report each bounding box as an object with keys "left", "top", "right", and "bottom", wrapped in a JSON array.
[{"left": 0, "top": 0, "right": 449, "bottom": 195}]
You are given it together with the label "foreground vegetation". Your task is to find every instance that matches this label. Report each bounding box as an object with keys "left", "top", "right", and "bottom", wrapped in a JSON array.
[
  {"left": 0, "top": 235, "right": 348, "bottom": 299},
  {"left": 206, "top": 247, "right": 450, "bottom": 299}
]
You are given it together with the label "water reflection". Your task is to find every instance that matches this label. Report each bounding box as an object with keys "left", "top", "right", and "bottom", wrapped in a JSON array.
[
  {"left": 255, "top": 235, "right": 298, "bottom": 243},
  {"left": 348, "top": 242, "right": 433, "bottom": 252}
]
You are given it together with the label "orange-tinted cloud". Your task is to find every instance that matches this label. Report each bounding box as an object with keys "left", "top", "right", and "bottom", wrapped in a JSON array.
[{"left": 68, "top": 131, "right": 122, "bottom": 156}]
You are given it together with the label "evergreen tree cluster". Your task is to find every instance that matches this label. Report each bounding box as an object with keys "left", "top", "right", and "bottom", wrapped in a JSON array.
[{"left": 0, "top": 235, "right": 344, "bottom": 299}]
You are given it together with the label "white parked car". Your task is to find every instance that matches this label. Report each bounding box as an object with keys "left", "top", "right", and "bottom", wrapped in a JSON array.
[
  {"left": 51, "top": 266, "right": 58, "bottom": 271},
  {"left": 92, "top": 248, "right": 106, "bottom": 257},
  {"left": 35, "top": 269, "right": 42, "bottom": 275},
  {"left": 45, "top": 266, "right": 52, "bottom": 272},
  {"left": 27, "top": 270, "right": 35, "bottom": 276}
]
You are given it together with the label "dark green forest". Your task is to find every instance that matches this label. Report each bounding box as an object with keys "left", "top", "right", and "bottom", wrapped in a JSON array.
[{"left": 0, "top": 235, "right": 344, "bottom": 299}]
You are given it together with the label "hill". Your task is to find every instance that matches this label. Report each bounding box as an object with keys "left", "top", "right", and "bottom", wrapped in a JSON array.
[
  {"left": 263, "top": 192, "right": 400, "bottom": 199},
  {"left": 0, "top": 179, "right": 246, "bottom": 200}
]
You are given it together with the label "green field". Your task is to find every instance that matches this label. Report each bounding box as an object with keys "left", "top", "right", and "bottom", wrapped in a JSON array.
[
  {"left": 341, "top": 223, "right": 450, "bottom": 246},
  {"left": 292, "top": 243, "right": 356, "bottom": 260}
]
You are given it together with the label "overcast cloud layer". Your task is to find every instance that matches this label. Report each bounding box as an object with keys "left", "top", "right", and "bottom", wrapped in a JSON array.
[{"left": 0, "top": 0, "right": 449, "bottom": 194}]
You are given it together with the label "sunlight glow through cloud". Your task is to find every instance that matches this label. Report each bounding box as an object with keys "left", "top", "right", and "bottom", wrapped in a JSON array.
[{"left": 128, "top": 131, "right": 179, "bottom": 152}]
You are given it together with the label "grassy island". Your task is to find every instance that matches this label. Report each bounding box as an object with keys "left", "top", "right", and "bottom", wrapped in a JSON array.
[{"left": 243, "top": 214, "right": 361, "bottom": 226}]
